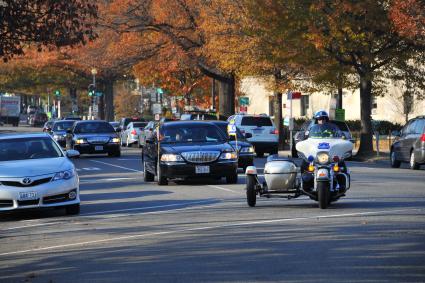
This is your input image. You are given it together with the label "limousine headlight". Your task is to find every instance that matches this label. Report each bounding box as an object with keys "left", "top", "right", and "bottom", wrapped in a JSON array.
[
  {"left": 220, "top": 152, "right": 238, "bottom": 160},
  {"left": 161, "top": 154, "right": 184, "bottom": 162}
]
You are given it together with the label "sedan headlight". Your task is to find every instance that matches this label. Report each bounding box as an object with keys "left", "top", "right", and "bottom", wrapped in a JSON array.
[
  {"left": 317, "top": 152, "right": 330, "bottom": 164},
  {"left": 220, "top": 152, "right": 238, "bottom": 160},
  {"left": 161, "top": 154, "right": 184, "bottom": 162},
  {"left": 240, "top": 146, "right": 255, "bottom": 153},
  {"left": 110, "top": 137, "right": 120, "bottom": 143},
  {"left": 75, "top": 138, "right": 87, "bottom": 144},
  {"left": 52, "top": 169, "right": 75, "bottom": 181}
]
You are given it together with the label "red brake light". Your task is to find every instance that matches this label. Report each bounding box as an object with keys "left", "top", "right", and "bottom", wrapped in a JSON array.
[
  {"left": 421, "top": 134, "right": 425, "bottom": 142},
  {"left": 131, "top": 129, "right": 137, "bottom": 135},
  {"left": 270, "top": 129, "right": 278, "bottom": 135}
]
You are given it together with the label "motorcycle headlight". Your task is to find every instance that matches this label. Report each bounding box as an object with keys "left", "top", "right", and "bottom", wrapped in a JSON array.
[
  {"left": 75, "top": 138, "right": 87, "bottom": 144},
  {"left": 317, "top": 152, "right": 330, "bottom": 164},
  {"left": 52, "top": 169, "right": 75, "bottom": 181},
  {"left": 240, "top": 146, "right": 254, "bottom": 153},
  {"left": 220, "top": 152, "right": 238, "bottom": 160},
  {"left": 110, "top": 137, "right": 120, "bottom": 143},
  {"left": 161, "top": 154, "right": 184, "bottom": 162}
]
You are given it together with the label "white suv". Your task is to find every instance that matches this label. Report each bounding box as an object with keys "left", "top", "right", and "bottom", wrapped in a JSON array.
[{"left": 227, "top": 114, "right": 279, "bottom": 157}]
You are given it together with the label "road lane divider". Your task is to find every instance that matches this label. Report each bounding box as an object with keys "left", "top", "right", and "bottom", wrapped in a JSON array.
[
  {"left": 89, "top": 160, "right": 142, "bottom": 173},
  {"left": 207, "top": 185, "right": 242, "bottom": 194},
  {"left": 0, "top": 208, "right": 421, "bottom": 257}
]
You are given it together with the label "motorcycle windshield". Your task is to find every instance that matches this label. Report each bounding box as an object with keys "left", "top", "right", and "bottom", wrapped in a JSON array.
[{"left": 309, "top": 124, "right": 342, "bottom": 139}]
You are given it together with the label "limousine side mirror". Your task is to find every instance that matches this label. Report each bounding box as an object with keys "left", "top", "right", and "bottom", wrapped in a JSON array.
[
  {"left": 391, "top": 130, "right": 400, "bottom": 137},
  {"left": 244, "top": 133, "right": 253, "bottom": 139}
]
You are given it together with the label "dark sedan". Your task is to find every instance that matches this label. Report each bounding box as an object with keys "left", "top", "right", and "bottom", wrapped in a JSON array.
[
  {"left": 390, "top": 116, "right": 425, "bottom": 170},
  {"left": 50, "top": 120, "right": 76, "bottom": 147},
  {"left": 143, "top": 121, "right": 238, "bottom": 185},
  {"left": 210, "top": 121, "right": 255, "bottom": 170},
  {"left": 71, "top": 120, "right": 121, "bottom": 157}
]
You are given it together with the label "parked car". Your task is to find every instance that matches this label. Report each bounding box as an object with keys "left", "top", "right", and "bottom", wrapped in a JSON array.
[
  {"left": 210, "top": 121, "right": 255, "bottom": 170},
  {"left": 138, "top": 121, "right": 157, "bottom": 148},
  {"left": 62, "top": 116, "right": 82, "bottom": 121},
  {"left": 50, "top": 120, "right": 76, "bottom": 147},
  {"left": 71, "top": 120, "right": 121, "bottom": 157},
  {"left": 390, "top": 116, "right": 425, "bottom": 170},
  {"left": 0, "top": 133, "right": 80, "bottom": 215},
  {"left": 29, "top": 112, "right": 48, "bottom": 127},
  {"left": 292, "top": 119, "right": 355, "bottom": 157},
  {"left": 227, "top": 114, "right": 278, "bottom": 157},
  {"left": 142, "top": 121, "right": 238, "bottom": 185},
  {"left": 121, "top": 121, "right": 148, "bottom": 147}
]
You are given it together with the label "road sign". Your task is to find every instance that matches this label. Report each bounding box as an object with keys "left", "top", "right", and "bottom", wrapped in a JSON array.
[
  {"left": 227, "top": 124, "right": 237, "bottom": 136},
  {"left": 335, "top": 108, "right": 345, "bottom": 121},
  {"left": 154, "top": 114, "right": 160, "bottom": 121},
  {"left": 152, "top": 103, "right": 162, "bottom": 114},
  {"left": 93, "top": 105, "right": 98, "bottom": 113},
  {"left": 239, "top": 106, "right": 247, "bottom": 113},
  {"left": 239, "top": 97, "right": 249, "bottom": 106}
]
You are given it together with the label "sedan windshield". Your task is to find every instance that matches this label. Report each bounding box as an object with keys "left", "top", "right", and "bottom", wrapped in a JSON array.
[
  {"left": 74, "top": 122, "right": 115, "bottom": 134},
  {"left": 161, "top": 124, "right": 225, "bottom": 143},
  {"left": 309, "top": 123, "right": 342, "bottom": 138},
  {"left": 0, "top": 137, "right": 63, "bottom": 161}
]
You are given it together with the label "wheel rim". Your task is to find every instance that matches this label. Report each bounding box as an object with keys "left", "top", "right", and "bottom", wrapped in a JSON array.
[{"left": 410, "top": 152, "right": 415, "bottom": 167}]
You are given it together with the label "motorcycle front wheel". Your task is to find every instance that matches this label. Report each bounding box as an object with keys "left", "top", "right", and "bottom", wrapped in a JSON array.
[{"left": 317, "top": 181, "right": 330, "bottom": 209}]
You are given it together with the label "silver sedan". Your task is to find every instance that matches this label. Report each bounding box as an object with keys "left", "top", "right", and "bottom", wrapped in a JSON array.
[{"left": 0, "top": 133, "right": 80, "bottom": 215}]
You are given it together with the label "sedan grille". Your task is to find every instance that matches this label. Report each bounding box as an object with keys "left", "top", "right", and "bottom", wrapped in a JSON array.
[
  {"left": 0, "top": 177, "right": 52, "bottom": 187},
  {"left": 181, "top": 151, "right": 220, "bottom": 163},
  {"left": 87, "top": 137, "right": 110, "bottom": 144}
]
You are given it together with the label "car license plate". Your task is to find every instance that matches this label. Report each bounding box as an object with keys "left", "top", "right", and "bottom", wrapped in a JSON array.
[
  {"left": 19, "top": 192, "right": 38, "bottom": 201},
  {"left": 95, "top": 146, "right": 104, "bottom": 151},
  {"left": 253, "top": 128, "right": 263, "bottom": 134},
  {"left": 195, "top": 166, "right": 210, "bottom": 174}
]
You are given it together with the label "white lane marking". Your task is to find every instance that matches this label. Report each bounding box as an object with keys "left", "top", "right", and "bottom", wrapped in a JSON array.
[
  {"left": 81, "top": 199, "right": 216, "bottom": 216},
  {"left": 89, "top": 160, "right": 142, "bottom": 173},
  {"left": 0, "top": 208, "right": 421, "bottom": 257},
  {"left": 80, "top": 177, "right": 139, "bottom": 184},
  {"left": 207, "top": 185, "right": 241, "bottom": 194},
  {"left": 117, "top": 159, "right": 141, "bottom": 161},
  {"left": 0, "top": 200, "right": 221, "bottom": 232},
  {"left": 76, "top": 167, "right": 101, "bottom": 172}
]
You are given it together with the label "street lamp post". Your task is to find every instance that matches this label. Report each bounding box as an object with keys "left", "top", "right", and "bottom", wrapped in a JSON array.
[{"left": 91, "top": 68, "right": 97, "bottom": 119}]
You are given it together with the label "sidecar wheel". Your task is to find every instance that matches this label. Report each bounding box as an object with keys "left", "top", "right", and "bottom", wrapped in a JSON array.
[
  {"left": 246, "top": 175, "right": 257, "bottom": 207},
  {"left": 317, "top": 181, "right": 330, "bottom": 209}
]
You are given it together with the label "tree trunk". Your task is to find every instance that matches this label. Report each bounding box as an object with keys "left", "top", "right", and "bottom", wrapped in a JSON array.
[
  {"left": 218, "top": 75, "right": 235, "bottom": 118},
  {"left": 273, "top": 92, "right": 284, "bottom": 150},
  {"left": 99, "top": 94, "right": 105, "bottom": 120},
  {"left": 357, "top": 72, "right": 374, "bottom": 156},
  {"left": 104, "top": 80, "right": 114, "bottom": 122}
]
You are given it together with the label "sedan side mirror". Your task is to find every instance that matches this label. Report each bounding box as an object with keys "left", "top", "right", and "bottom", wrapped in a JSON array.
[
  {"left": 116, "top": 127, "right": 122, "bottom": 132},
  {"left": 66, "top": 150, "right": 80, "bottom": 158},
  {"left": 244, "top": 133, "right": 253, "bottom": 139}
]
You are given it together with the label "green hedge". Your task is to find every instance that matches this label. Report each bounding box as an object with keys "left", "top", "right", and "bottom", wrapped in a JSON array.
[{"left": 346, "top": 120, "right": 403, "bottom": 134}]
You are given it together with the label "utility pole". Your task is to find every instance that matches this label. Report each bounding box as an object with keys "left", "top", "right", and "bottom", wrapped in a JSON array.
[{"left": 91, "top": 68, "right": 97, "bottom": 120}]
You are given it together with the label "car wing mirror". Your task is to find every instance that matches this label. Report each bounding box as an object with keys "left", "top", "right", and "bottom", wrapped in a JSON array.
[
  {"left": 244, "top": 133, "right": 253, "bottom": 139},
  {"left": 116, "top": 127, "right": 122, "bottom": 132},
  {"left": 66, "top": 150, "right": 80, "bottom": 158}
]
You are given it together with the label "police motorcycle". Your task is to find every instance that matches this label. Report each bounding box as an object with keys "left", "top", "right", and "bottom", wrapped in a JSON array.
[{"left": 245, "top": 123, "right": 353, "bottom": 209}]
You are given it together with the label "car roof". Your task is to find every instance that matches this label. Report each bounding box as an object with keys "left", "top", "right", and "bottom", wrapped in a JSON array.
[
  {"left": 0, "top": 132, "right": 51, "bottom": 140},
  {"left": 161, "top": 120, "right": 219, "bottom": 127},
  {"left": 74, "top": 120, "right": 108, "bottom": 124}
]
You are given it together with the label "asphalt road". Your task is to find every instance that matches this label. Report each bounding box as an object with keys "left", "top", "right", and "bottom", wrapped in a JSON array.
[{"left": 1, "top": 127, "right": 425, "bottom": 283}]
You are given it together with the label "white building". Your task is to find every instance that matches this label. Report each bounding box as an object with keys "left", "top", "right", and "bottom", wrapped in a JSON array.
[{"left": 240, "top": 76, "right": 425, "bottom": 124}]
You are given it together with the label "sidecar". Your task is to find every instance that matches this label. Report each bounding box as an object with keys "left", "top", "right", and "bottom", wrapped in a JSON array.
[{"left": 245, "top": 155, "right": 302, "bottom": 207}]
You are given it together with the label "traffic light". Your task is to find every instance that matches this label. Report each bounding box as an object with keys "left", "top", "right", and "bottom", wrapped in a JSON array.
[
  {"left": 54, "top": 90, "right": 61, "bottom": 97},
  {"left": 88, "top": 84, "right": 95, "bottom": 97}
]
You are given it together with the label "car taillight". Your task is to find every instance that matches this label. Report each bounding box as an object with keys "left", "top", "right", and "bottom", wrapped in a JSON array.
[
  {"left": 421, "top": 134, "right": 425, "bottom": 142},
  {"left": 131, "top": 130, "right": 137, "bottom": 135},
  {"left": 270, "top": 129, "right": 278, "bottom": 135}
]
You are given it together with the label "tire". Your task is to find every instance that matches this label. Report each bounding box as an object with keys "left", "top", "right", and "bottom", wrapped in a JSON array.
[
  {"left": 143, "top": 160, "right": 155, "bottom": 182},
  {"left": 390, "top": 150, "right": 401, "bottom": 168},
  {"left": 246, "top": 175, "right": 257, "bottom": 207},
  {"left": 157, "top": 163, "right": 168, "bottom": 185},
  {"left": 410, "top": 150, "right": 420, "bottom": 170},
  {"left": 65, "top": 203, "right": 80, "bottom": 215},
  {"left": 317, "top": 181, "right": 330, "bottom": 209},
  {"left": 226, "top": 172, "right": 238, "bottom": 184},
  {"left": 256, "top": 152, "right": 264, "bottom": 158}
]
